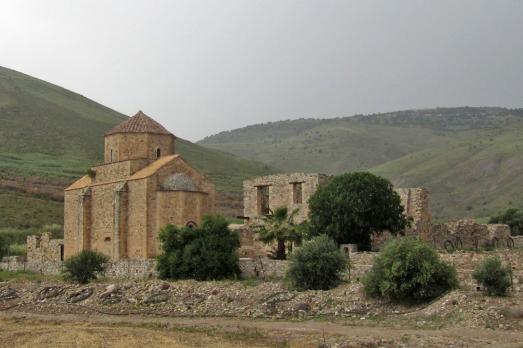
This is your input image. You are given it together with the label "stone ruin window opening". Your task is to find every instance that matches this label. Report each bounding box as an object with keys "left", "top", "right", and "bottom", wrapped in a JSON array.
[
  {"left": 35, "top": 236, "right": 41, "bottom": 249},
  {"left": 257, "top": 185, "right": 270, "bottom": 216},
  {"left": 186, "top": 221, "right": 197, "bottom": 229},
  {"left": 104, "top": 237, "right": 111, "bottom": 242},
  {"left": 60, "top": 244, "right": 64, "bottom": 261},
  {"left": 292, "top": 182, "right": 303, "bottom": 204},
  {"left": 110, "top": 149, "right": 114, "bottom": 162},
  {"left": 156, "top": 148, "right": 161, "bottom": 159}
]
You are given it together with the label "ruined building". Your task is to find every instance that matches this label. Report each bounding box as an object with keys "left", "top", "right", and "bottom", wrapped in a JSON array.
[
  {"left": 64, "top": 111, "right": 215, "bottom": 261},
  {"left": 243, "top": 173, "right": 330, "bottom": 224},
  {"left": 27, "top": 232, "right": 64, "bottom": 262}
]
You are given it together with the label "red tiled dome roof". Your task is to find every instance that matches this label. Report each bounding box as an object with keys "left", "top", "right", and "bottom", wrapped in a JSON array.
[{"left": 106, "top": 111, "right": 173, "bottom": 136}]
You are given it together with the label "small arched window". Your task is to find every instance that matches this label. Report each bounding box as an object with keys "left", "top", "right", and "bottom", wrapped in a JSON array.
[
  {"left": 110, "top": 149, "right": 114, "bottom": 162},
  {"left": 156, "top": 148, "right": 161, "bottom": 159},
  {"left": 186, "top": 221, "right": 197, "bottom": 229}
]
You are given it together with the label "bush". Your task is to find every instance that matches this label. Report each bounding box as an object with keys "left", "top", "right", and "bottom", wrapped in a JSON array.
[
  {"left": 287, "top": 235, "right": 347, "bottom": 290},
  {"left": 157, "top": 215, "right": 240, "bottom": 281},
  {"left": 0, "top": 233, "right": 9, "bottom": 259},
  {"left": 489, "top": 208, "right": 523, "bottom": 235},
  {"left": 308, "top": 172, "right": 408, "bottom": 250},
  {"left": 363, "top": 238, "right": 458, "bottom": 302},
  {"left": 473, "top": 256, "right": 512, "bottom": 296},
  {"left": 64, "top": 250, "right": 108, "bottom": 284}
]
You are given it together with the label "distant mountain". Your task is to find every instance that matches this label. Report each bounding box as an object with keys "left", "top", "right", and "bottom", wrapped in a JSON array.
[
  {"left": 0, "top": 66, "right": 273, "bottom": 228},
  {"left": 199, "top": 107, "right": 523, "bottom": 221}
]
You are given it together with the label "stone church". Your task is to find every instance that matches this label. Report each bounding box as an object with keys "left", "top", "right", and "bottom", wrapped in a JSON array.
[{"left": 64, "top": 111, "right": 215, "bottom": 261}]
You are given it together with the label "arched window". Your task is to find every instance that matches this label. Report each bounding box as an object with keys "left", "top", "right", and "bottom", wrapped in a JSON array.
[
  {"left": 186, "top": 221, "right": 197, "bottom": 229},
  {"left": 110, "top": 149, "right": 114, "bottom": 162},
  {"left": 156, "top": 148, "right": 161, "bottom": 159}
]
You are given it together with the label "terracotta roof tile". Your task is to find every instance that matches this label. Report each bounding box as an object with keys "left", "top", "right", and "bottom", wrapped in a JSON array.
[{"left": 106, "top": 110, "right": 173, "bottom": 136}]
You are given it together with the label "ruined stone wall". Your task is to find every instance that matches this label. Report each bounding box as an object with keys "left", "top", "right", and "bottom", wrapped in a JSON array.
[
  {"left": 27, "top": 233, "right": 63, "bottom": 262},
  {"left": 243, "top": 173, "right": 329, "bottom": 224},
  {"left": 396, "top": 187, "right": 431, "bottom": 239},
  {"left": 230, "top": 224, "right": 267, "bottom": 258},
  {"left": 430, "top": 219, "right": 513, "bottom": 249}
]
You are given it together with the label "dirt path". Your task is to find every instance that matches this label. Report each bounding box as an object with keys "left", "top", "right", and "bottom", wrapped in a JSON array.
[{"left": 1, "top": 311, "right": 522, "bottom": 347}]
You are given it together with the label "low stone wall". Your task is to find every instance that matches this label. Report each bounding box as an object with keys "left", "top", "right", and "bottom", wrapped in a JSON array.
[
  {"left": 239, "top": 258, "right": 288, "bottom": 279},
  {"left": 2, "top": 251, "right": 523, "bottom": 293}
]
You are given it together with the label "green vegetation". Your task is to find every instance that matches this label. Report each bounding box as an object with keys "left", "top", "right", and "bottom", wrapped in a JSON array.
[
  {"left": 252, "top": 207, "right": 303, "bottom": 260},
  {"left": 0, "top": 65, "right": 274, "bottom": 232},
  {"left": 199, "top": 107, "right": 523, "bottom": 221},
  {"left": 473, "top": 256, "right": 512, "bottom": 296},
  {"left": 308, "top": 172, "right": 407, "bottom": 250},
  {"left": 287, "top": 234, "right": 346, "bottom": 290},
  {"left": 489, "top": 208, "right": 523, "bottom": 235},
  {"left": 63, "top": 250, "right": 109, "bottom": 284},
  {"left": 0, "top": 233, "right": 9, "bottom": 259},
  {"left": 363, "top": 238, "right": 458, "bottom": 302},
  {"left": 157, "top": 215, "right": 240, "bottom": 281},
  {"left": 0, "top": 270, "right": 60, "bottom": 282}
]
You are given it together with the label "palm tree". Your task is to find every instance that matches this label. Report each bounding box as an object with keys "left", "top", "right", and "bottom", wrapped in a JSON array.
[{"left": 253, "top": 207, "right": 303, "bottom": 260}]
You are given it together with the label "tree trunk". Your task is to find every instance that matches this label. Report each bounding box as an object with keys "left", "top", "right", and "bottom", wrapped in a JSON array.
[{"left": 276, "top": 239, "right": 286, "bottom": 260}]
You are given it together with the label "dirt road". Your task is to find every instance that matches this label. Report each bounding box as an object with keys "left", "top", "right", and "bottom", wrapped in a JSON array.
[{"left": 1, "top": 311, "right": 522, "bottom": 347}]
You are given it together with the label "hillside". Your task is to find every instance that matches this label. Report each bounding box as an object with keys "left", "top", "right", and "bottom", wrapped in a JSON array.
[
  {"left": 200, "top": 107, "right": 523, "bottom": 220},
  {"left": 0, "top": 66, "right": 272, "bottom": 228}
]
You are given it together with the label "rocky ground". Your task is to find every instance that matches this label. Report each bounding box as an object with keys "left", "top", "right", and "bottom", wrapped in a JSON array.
[{"left": 1, "top": 278, "right": 523, "bottom": 347}]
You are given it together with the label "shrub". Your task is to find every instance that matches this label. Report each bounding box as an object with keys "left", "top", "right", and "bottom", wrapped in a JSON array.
[
  {"left": 0, "top": 233, "right": 9, "bottom": 259},
  {"left": 473, "top": 256, "right": 512, "bottom": 296},
  {"left": 308, "top": 172, "right": 408, "bottom": 250},
  {"left": 157, "top": 215, "right": 240, "bottom": 281},
  {"left": 64, "top": 250, "right": 108, "bottom": 284},
  {"left": 363, "top": 238, "right": 458, "bottom": 302},
  {"left": 287, "top": 234, "right": 347, "bottom": 290}
]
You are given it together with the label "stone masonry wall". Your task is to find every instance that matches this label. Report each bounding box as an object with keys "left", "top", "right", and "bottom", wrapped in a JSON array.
[
  {"left": 243, "top": 173, "right": 329, "bottom": 224},
  {"left": 27, "top": 232, "right": 64, "bottom": 262}
]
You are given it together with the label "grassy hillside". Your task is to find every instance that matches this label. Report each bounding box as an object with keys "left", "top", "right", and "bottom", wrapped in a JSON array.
[
  {"left": 0, "top": 66, "right": 273, "bottom": 228},
  {"left": 200, "top": 107, "right": 523, "bottom": 220}
]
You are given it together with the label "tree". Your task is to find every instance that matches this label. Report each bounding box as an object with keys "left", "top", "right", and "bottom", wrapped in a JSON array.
[
  {"left": 489, "top": 208, "right": 523, "bottom": 236},
  {"left": 473, "top": 256, "right": 512, "bottom": 296},
  {"left": 252, "top": 207, "right": 304, "bottom": 260},
  {"left": 363, "top": 238, "right": 458, "bottom": 302},
  {"left": 308, "top": 172, "right": 408, "bottom": 250},
  {"left": 64, "top": 250, "right": 108, "bottom": 284},
  {"left": 287, "top": 234, "right": 347, "bottom": 290},
  {"left": 157, "top": 215, "right": 240, "bottom": 281}
]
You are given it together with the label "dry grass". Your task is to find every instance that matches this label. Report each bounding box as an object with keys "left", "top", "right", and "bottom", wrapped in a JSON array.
[{"left": 0, "top": 318, "right": 278, "bottom": 348}]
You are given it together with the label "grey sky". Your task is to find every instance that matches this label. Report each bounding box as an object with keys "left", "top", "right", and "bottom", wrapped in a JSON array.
[{"left": 1, "top": 0, "right": 522, "bottom": 141}]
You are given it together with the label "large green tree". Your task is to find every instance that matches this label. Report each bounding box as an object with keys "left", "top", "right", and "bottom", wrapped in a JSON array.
[
  {"left": 156, "top": 215, "right": 240, "bottom": 281},
  {"left": 253, "top": 207, "right": 303, "bottom": 260},
  {"left": 308, "top": 172, "right": 408, "bottom": 250},
  {"left": 489, "top": 208, "right": 523, "bottom": 235}
]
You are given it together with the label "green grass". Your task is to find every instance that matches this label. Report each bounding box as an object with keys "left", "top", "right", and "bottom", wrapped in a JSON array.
[
  {"left": 0, "top": 65, "right": 275, "bottom": 229},
  {"left": 0, "top": 270, "right": 60, "bottom": 282}
]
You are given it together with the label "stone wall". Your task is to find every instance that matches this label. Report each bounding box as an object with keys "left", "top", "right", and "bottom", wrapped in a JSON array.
[
  {"left": 396, "top": 187, "right": 432, "bottom": 238},
  {"left": 230, "top": 224, "right": 267, "bottom": 258},
  {"left": 3, "top": 251, "right": 523, "bottom": 292},
  {"left": 430, "top": 219, "right": 513, "bottom": 249},
  {"left": 243, "top": 173, "right": 329, "bottom": 224},
  {"left": 27, "top": 232, "right": 64, "bottom": 262}
]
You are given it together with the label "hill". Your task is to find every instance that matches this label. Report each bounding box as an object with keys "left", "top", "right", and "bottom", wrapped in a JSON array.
[
  {"left": 0, "top": 66, "right": 273, "bottom": 228},
  {"left": 199, "top": 107, "right": 523, "bottom": 221}
]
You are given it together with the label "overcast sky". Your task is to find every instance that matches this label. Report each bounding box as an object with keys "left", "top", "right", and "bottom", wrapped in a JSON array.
[{"left": 1, "top": 1, "right": 522, "bottom": 141}]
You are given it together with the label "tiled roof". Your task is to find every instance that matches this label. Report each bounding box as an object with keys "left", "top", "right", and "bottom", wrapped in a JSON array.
[{"left": 105, "top": 110, "right": 173, "bottom": 136}]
